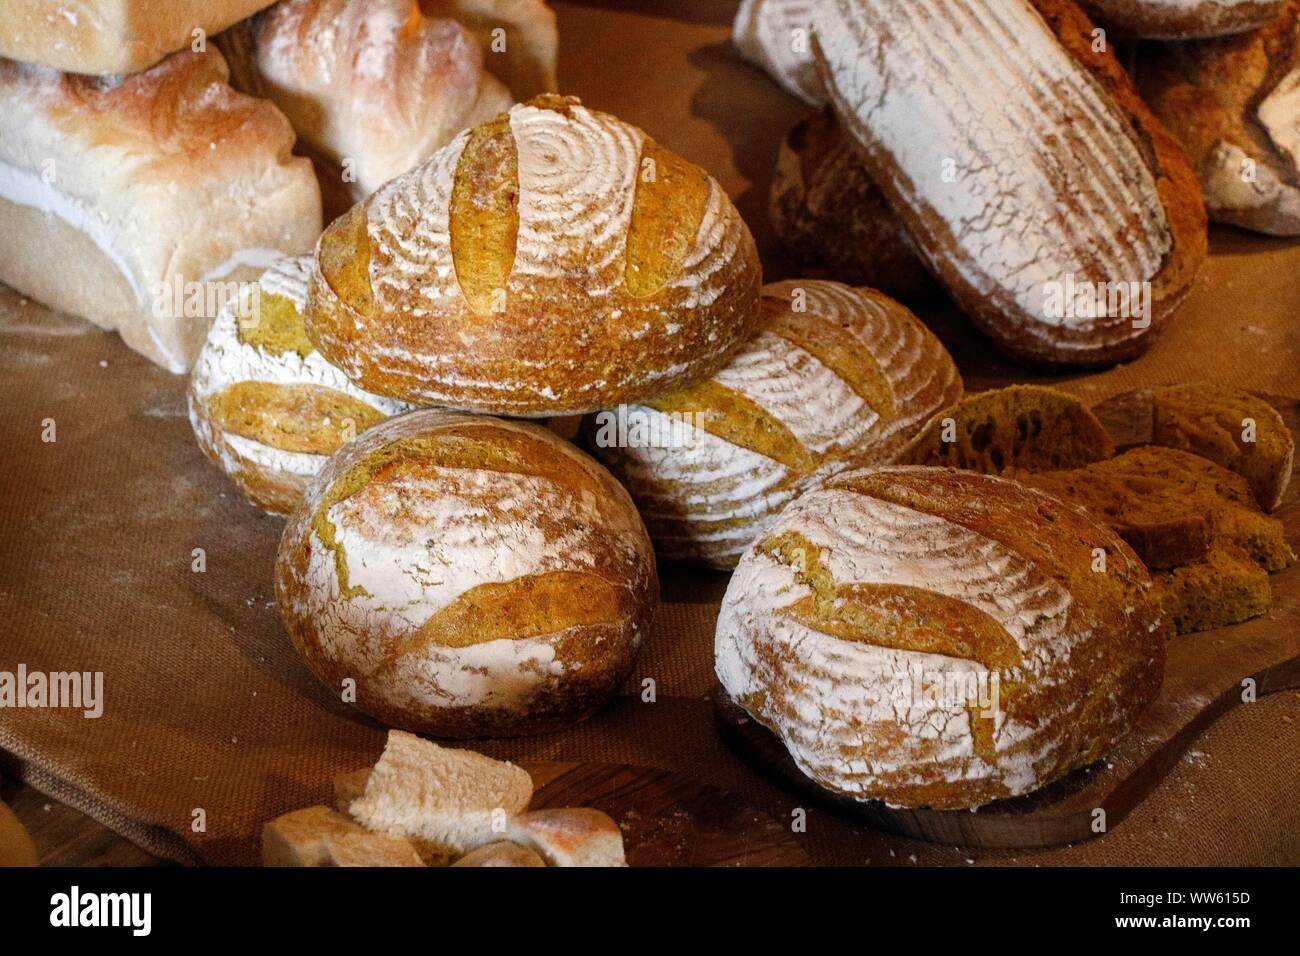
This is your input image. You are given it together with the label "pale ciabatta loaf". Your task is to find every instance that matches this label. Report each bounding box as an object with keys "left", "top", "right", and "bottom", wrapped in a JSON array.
[
  {"left": 305, "top": 94, "right": 762, "bottom": 416},
  {"left": 0, "top": 0, "right": 276, "bottom": 74},
  {"left": 1080, "top": 0, "right": 1286, "bottom": 38},
  {"left": 0, "top": 51, "right": 322, "bottom": 373},
  {"left": 812, "top": 0, "right": 1207, "bottom": 367},
  {"left": 1140, "top": 3, "right": 1300, "bottom": 236},
  {"left": 716, "top": 467, "right": 1164, "bottom": 809},
  {"left": 770, "top": 109, "right": 937, "bottom": 303},
  {"left": 276, "top": 411, "right": 659, "bottom": 737},
  {"left": 732, "top": 0, "right": 825, "bottom": 105},
  {"left": 584, "top": 280, "right": 962, "bottom": 569},
  {"left": 189, "top": 256, "right": 413, "bottom": 516}
]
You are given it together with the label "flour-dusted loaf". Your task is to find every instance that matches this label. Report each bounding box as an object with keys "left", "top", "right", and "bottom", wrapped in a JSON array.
[
  {"left": 239, "top": 0, "right": 557, "bottom": 206},
  {"left": 276, "top": 411, "right": 659, "bottom": 736},
  {"left": 585, "top": 280, "right": 962, "bottom": 568},
  {"left": 813, "top": 0, "right": 1207, "bottom": 366},
  {"left": 189, "top": 256, "right": 413, "bottom": 516},
  {"left": 716, "top": 467, "right": 1164, "bottom": 809},
  {"left": 0, "top": 0, "right": 277, "bottom": 74},
  {"left": 1079, "top": 0, "right": 1286, "bottom": 38},
  {"left": 305, "top": 94, "right": 762, "bottom": 416},
  {"left": 0, "top": 51, "right": 322, "bottom": 373},
  {"left": 1140, "top": 3, "right": 1300, "bottom": 236},
  {"left": 732, "top": 0, "right": 824, "bottom": 105}
]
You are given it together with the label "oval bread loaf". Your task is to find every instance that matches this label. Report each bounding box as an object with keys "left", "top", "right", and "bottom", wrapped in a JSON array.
[
  {"left": 715, "top": 466, "right": 1165, "bottom": 810},
  {"left": 275, "top": 409, "right": 659, "bottom": 737},
  {"left": 305, "top": 94, "right": 763, "bottom": 416},
  {"left": 1079, "top": 0, "right": 1286, "bottom": 38},
  {"left": 812, "top": 0, "right": 1207, "bottom": 366},
  {"left": 584, "top": 280, "right": 962, "bottom": 569},
  {"left": 189, "top": 255, "right": 412, "bottom": 515}
]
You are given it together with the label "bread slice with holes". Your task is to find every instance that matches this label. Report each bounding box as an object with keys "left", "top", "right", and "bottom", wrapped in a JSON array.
[
  {"left": 715, "top": 466, "right": 1164, "bottom": 809},
  {"left": 305, "top": 94, "right": 762, "bottom": 416},
  {"left": 262, "top": 806, "right": 424, "bottom": 867},
  {"left": 1153, "top": 543, "right": 1273, "bottom": 636},
  {"left": 584, "top": 280, "right": 961, "bottom": 568}
]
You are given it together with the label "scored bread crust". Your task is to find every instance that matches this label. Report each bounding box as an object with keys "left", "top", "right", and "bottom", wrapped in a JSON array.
[
  {"left": 812, "top": 0, "right": 1207, "bottom": 367},
  {"left": 275, "top": 409, "right": 659, "bottom": 737},
  {"left": 305, "top": 94, "right": 763, "bottom": 416},
  {"left": 715, "top": 466, "right": 1164, "bottom": 810},
  {"left": 584, "top": 280, "right": 962, "bottom": 569},
  {"left": 1139, "top": 1, "right": 1300, "bottom": 236},
  {"left": 1079, "top": 0, "right": 1286, "bottom": 38}
]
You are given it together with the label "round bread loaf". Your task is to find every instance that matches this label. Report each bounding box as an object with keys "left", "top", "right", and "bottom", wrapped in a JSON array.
[
  {"left": 275, "top": 410, "right": 659, "bottom": 737},
  {"left": 584, "top": 281, "right": 962, "bottom": 568},
  {"left": 305, "top": 94, "right": 763, "bottom": 416},
  {"left": 716, "top": 466, "right": 1165, "bottom": 810},
  {"left": 1079, "top": 0, "right": 1285, "bottom": 38},
  {"left": 189, "top": 255, "right": 412, "bottom": 515}
]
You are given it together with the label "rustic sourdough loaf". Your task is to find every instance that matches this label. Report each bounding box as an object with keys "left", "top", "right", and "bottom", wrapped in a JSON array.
[
  {"left": 305, "top": 94, "right": 762, "bottom": 416},
  {"left": 812, "top": 0, "right": 1207, "bottom": 366},
  {"left": 1079, "top": 0, "right": 1286, "bottom": 38},
  {"left": 732, "top": 0, "right": 825, "bottom": 105},
  {"left": 1140, "top": 2, "right": 1300, "bottom": 236},
  {"left": 262, "top": 805, "right": 424, "bottom": 867},
  {"left": 1153, "top": 543, "right": 1273, "bottom": 635},
  {"left": 276, "top": 411, "right": 659, "bottom": 737},
  {"left": 900, "top": 386, "right": 1115, "bottom": 474},
  {"left": 189, "top": 256, "right": 412, "bottom": 516},
  {"left": 770, "top": 109, "right": 937, "bottom": 303},
  {"left": 715, "top": 466, "right": 1164, "bottom": 809},
  {"left": 585, "top": 280, "right": 961, "bottom": 568}
]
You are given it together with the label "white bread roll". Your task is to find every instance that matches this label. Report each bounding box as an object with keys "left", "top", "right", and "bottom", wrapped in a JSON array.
[
  {"left": 0, "top": 0, "right": 276, "bottom": 74},
  {"left": 496, "top": 809, "right": 626, "bottom": 867},
  {"left": 189, "top": 255, "right": 412, "bottom": 516},
  {"left": 452, "top": 842, "right": 546, "bottom": 866},
  {"left": 275, "top": 411, "right": 659, "bottom": 737},
  {"left": 732, "top": 0, "right": 825, "bottom": 105},
  {"left": 716, "top": 467, "right": 1165, "bottom": 810},
  {"left": 586, "top": 280, "right": 962, "bottom": 569},
  {"left": 1079, "top": 0, "right": 1286, "bottom": 38},
  {"left": 262, "top": 805, "right": 424, "bottom": 866},
  {"left": 0, "top": 50, "right": 322, "bottom": 372}
]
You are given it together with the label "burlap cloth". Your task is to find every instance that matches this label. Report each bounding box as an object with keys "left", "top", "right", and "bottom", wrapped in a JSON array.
[{"left": 1, "top": 0, "right": 1298, "bottom": 866}]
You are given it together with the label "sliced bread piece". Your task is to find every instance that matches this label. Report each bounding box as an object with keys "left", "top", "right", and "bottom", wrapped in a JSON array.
[
  {"left": 452, "top": 842, "right": 547, "bottom": 867},
  {"left": 500, "top": 809, "right": 627, "bottom": 867},
  {"left": 899, "top": 385, "right": 1114, "bottom": 474},
  {"left": 262, "top": 806, "right": 424, "bottom": 867},
  {"left": 1153, "top": 543, "right": 1272, "bottom": 636}
]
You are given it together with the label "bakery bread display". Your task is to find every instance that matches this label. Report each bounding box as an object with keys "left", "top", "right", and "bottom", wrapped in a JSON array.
[
  {"left": 770, "top": 109, "right": 936, "bottom": 303},
  {"left": 900, "top": 386, "right": 1115, "bottom": 474},
  {"left": 304, "top": 94, "right": 762, "bottom": 416},
  {"left": 1140, "top": 3, "right": 1300, "bottom": 236},
  {"left": 715, "top": 466, "right": 1165, "bottom": 809},
  {"left": 234, "top": 0, "right": 558, "bottom": 205},
  {"left": 812, "top": 0, "right": 1208, "bottom": 366},
  {"left": 585, "top": 280, "right": 962, "bottom": 568},
  {"left": 0, "top": 0, "right": 278, "bottom": 75},
  {"left": 732, "top": 0, "right": 824, "bottom": 105},
  {"left": 1079, "top": 0, "right": 1286, "bottom": 38},
  {"left": 189, "top": 255, "right": 412, "bottom": 516},
  {"left": 0, "top": 51, "right": 322, "bottom": 373},
  {"left": 275, "top": 410, "right": 659, "bottom": 737}
]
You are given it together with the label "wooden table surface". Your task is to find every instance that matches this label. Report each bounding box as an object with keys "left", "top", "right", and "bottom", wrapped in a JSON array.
[{"left": 1, "top": 771, "right": 164, "bottom": 866}]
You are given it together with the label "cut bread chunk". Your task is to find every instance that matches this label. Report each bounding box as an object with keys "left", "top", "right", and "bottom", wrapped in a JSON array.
[
  {"left": 262, "top": 806, "right": 424, "bottom": 867},
  {"left": 1153, "top": 544, "right": 1272, "bottom": 636},
  {"left": 1147, "top": 384, "right": 1294, "bottom": 512},
  {"left": 347, "top": 731, "right": 533, "bottom": 859},
  {"left": 452, "top": 842, "right": 547, "bottom": 867},
  {"left": 899, "top": 385, "right": 1114, "bottom": 474},
  {"left": 497, "top": 809, "right": 627, "bottom": 867}
]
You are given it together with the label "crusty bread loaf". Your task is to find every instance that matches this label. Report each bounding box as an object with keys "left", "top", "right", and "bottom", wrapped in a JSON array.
[
  {"left": 305, "top": 94, "right": 762, "bottom": 416},
  {"left": 422, "top": 0, "right": 559, "bottom": 100},
  {"left": 1153, "top": 543, "right": 1272, "bottom": 635},
  {"left": 0, "top": 0, "right": 277, "bottom": 74},
  {"left": 812, "top": 0, "right": 1207, "bottom": 366},
  {"left": 900, "top": 385, "right": 1115, "bottom": 474},
  {"left": 585, "top": 280, "right": 962, "bottom": 568},
  {"left": 732, "top": 0, "right": 825, "bottom": 105},
  {"left": 715, "top": 466, "right": 1164, "bottom": 809},
  {"left": 770, "top": 109, "right": 937, "bottom": 303},
  {"left": 189, "top": 256, "right": 412, "bottom": 515},
  {"left": 1140, "top": 2, "right": 1300, "bottom": 235},
  {"left": 276, "top": 411, "right": 659, "bottom": 736},
  {"left": 496, "top": 809, "right": 627, "bottom": 867},
  {"left": 452, "top": 842, "right": 547, "bottom": 867},
  {"left": 0, "top": 51, "right": 322, "bottom": 373},
  {"left": 1080, "top": 0, "right": 1286, "bottom": 38},
  {"left": 262, "top": 805, "right": 425, "bottom": 866}
]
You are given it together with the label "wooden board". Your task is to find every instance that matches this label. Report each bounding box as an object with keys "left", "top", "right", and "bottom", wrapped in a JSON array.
[
  {"left": 0, "top": 798, "right": 37, "bottom": 867},
  {"left": 716, "top": 392, "right": 1300, "bottom": 849},
  {"left": 526, "top": 762, "right": 808, "bottom": 867}
]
